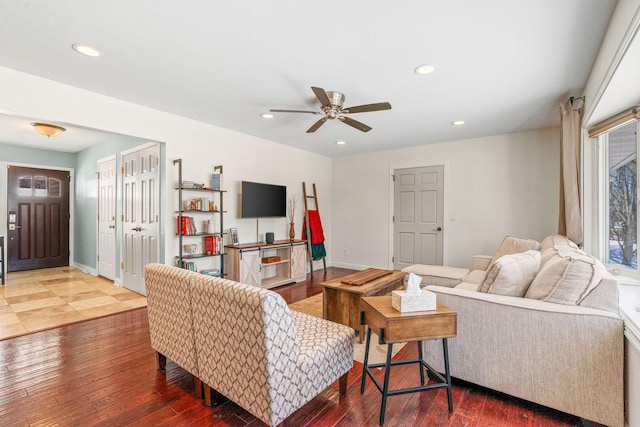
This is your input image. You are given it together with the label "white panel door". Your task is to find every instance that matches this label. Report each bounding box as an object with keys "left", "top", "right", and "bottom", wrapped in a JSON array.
[
  {"left": 122, "top": 144, "right": 159, "bottom": 295},
  {"left": 393, "top": 165, "right": 444, "bottom": 270},
  {"left": 137, "top": 146, "right": 159, "bottom": 278},
  {"left": 97, "top": 157, "right": 116, "bottom": 280}
]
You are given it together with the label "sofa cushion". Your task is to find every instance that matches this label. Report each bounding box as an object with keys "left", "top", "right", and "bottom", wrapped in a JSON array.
[
  {"left": 525, "top": 247, "right": 604, "bottom": 305},
  {"left": 463, "top": 269, "right": 486, "bottom": 286},
  {"left": 401, "top": 264, "right": 469, "bottom": 287},
  {"left": 479, "top": 250, "right": 541, "bottom": 297},
  {"left": 489, "top": 236, "right": 541, "bottom": 267}
]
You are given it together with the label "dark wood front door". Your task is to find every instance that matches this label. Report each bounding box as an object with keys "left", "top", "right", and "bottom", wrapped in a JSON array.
[{"left": 7, "top": 166, "right": 70, "bottom": 272}]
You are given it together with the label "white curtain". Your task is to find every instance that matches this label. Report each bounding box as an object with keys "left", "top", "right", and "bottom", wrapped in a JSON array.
[{"left": 558, "top": 99, "right": 583, "bottom": 245}]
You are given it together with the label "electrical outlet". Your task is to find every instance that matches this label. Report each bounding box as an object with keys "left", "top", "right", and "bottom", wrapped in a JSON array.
[{"left": 343, "top": 248, "right": 349, "bottom": 256}]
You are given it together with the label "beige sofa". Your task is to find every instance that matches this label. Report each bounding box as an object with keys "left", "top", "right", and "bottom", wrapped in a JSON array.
[
  {"left": 406, "top": 235, "right": 624, "bottom": 427},
  {"left": 145, "top": 263, "right": 355, "bottom": 426}
]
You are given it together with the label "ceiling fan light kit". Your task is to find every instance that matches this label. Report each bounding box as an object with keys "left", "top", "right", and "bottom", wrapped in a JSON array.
[{"left": 270, "top": 86, "right": 391, "bottom": 133}]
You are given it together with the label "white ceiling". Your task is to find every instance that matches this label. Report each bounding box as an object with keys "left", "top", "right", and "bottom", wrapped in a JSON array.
[{"left": 0, "top": 0, "right": 618, "bottom": 157}]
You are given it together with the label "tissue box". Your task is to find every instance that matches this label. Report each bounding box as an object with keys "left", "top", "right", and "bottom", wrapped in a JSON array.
[{"left": 391, "top": 289, "right": 436, "bottom": 312}]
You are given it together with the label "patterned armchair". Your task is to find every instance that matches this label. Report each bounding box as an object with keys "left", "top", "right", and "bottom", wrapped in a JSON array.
[
  {"left": 145, "top": 263, "right": 203, "bottom": 398},
  {"left": 190, "top": 274, "right": 355, "bottom": 426},
  {"left": 145, "top": 263, "right": 355, "bottom": 426}
]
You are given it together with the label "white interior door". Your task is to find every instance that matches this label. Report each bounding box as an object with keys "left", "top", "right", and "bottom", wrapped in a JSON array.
[
  {"left": 393, "top": 165, "right": 444, "bottom": 270},
  {"left": 122, "top": 144, "right": 159, "bottom": 295},
  {"left": 97, "top": 157, "right": 116, "bottom": 280}
]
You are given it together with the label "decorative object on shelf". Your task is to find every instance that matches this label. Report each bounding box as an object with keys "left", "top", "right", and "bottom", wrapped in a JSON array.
[
  {"left": 229, "top": 227, "right": 239, "bottom": 246},
  {"left": 288, "top": 193, "right": 298, "bottom": 241},
  {"left": 183, "top": 243, "right": 200, "bottom": 255}
]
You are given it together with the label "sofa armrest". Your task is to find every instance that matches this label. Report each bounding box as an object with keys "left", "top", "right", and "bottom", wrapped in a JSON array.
[
  {"left": 423, "top": 285, "right": 624, "bottom": 427},
  {"left": 471, "top": 255, "right": 492, "bottom": 271}
]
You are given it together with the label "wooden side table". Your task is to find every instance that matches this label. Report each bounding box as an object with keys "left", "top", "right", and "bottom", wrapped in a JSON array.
[
  {"left": 360, "top": 296, "right": 457, "bottom": 425},
  {"left": 321, "top": 270, "right": 406, "bottom": 343}
]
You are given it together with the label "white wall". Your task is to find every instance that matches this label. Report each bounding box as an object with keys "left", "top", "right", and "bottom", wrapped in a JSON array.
[
  {"left": 331, "top": 127, "right": 560, "bottom": 270},
  {"left": 0, "top": 66, "right": 332, "bottom": 271}
]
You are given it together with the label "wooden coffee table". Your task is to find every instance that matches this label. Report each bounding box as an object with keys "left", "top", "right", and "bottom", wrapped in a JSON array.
[
  {"left": 360, "top": 296, "right": 457, "bottom": 425},
  {"left": 321, "top": 270, "right": 406, "bottom": 342}
]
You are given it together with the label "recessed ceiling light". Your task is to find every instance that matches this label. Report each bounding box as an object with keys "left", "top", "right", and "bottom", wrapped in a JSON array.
[
  {"left": 72, "top": 43, "right": 102, "bottom": 57},
  {"left": 414, "top": 64, "right": 436, "bottom": 75},
  {"left": 260, "top": 113, "right": 274, "bottom": 119},
  {"left": 452, "top": 120, "right": 465, "bottom": 126},
  {"left": 335, "top": 140, "right": 346, "bottom": 145}
]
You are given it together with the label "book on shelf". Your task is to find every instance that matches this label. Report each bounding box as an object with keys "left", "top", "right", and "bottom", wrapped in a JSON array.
[
  {"left": 204, "top": 235, "right": 223, "bottom": 255},
  {"left": 211, "top": 173, "right": 222, "bottom": 191},
  {"left": 178, "top": 260, "right": 197, "bottom": 271},
  {"left": 201, "top": 269, "right": 221, "bottom": 276},
  {"left": 176, "top": 216, "right": 197, "bottom": 235}
]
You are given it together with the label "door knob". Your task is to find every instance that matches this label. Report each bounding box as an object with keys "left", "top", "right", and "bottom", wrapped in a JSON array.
[
  {"left": 434, "top": 227, "right": 442, "bottom": 232},
  {"left": 108, "top": 225, "right": 115, "bottom": 229}
]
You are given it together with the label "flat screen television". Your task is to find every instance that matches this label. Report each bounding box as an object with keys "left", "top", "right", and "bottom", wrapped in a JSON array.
[{"left": 241, "top": 181, "right": 287, "bottom": 218}]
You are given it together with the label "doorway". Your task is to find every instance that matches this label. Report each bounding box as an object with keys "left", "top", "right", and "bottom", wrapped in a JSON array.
[
  {"left": 6, "top": 165, "right": 70, "bottom": 271},
  {"left": 393, "top": 165, "right": 444, "bottom": 270}
]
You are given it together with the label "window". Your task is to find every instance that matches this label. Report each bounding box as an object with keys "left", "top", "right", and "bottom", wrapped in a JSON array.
[
  {"left": 607, "top": 121, "right": 637, "bottom": 268},
  {"left": 589, "top": 107, "right": 640, "bottom": 273}
]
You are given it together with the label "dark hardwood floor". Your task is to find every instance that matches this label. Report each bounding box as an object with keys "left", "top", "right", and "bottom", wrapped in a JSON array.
[{"left": 0, "top": 267, "right": 586, "bottom": 426}]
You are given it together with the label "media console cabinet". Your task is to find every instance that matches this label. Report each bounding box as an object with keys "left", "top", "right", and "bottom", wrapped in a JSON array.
[{"left": 225, "top": 240, "right": 307, "bottom": 289}]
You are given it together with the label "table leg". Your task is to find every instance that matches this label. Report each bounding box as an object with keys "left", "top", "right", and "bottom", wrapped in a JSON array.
[
  {"left": 443, "top": 338, "right": 453, "bottom": 413},
  {"left": 379, "top": 342, "right": 394, "bottom": 425},
  {"left": 360, "top": 327, "right": 373, "bottom": 394},
  {"left": 417, "top": 340, "right": 425, "bottom": 385}
]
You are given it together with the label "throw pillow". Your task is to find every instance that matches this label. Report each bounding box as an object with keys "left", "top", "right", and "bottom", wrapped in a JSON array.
[
  {"left": 479, "top": 250, "right": 541, "bottom": 297},
  {"left": 524, "top": 248, "right": 602, "bottom": 305},
  {"left": 489, "top": 236, "right": 542, "bottom": 267}
]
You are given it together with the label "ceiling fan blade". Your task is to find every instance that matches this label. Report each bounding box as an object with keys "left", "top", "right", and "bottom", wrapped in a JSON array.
[
  {"left": 306, "top": 117, "right": 328, "bottom": 133},
  {"left": 344, "top": 102, "right": 392, "bottom": 114},
  {"left": 339, "top": 116, "right": 372, "bottom": 132},
  {"left": 311, "top": 87, "right": 332, "bottom": 108},
  {"left": 270, "top": 109, "right": 321, "bottom": 114}
]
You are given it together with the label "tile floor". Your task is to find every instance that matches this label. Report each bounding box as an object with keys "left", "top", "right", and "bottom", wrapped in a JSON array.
[{"left": 0, "top": 266, "right": 147, "bottom": 340}]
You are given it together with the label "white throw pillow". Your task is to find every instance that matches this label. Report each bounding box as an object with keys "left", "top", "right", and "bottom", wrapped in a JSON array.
[
  {"left": 479, "top": 250, "right": 541, "bottom": 297},
  {"left": 489, "top": 236, "right": 541, "bottom": 267}
]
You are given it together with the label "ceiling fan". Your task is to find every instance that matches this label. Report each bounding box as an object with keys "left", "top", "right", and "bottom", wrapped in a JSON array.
[{"left": 270, "top": 86, "right": 391, "bottom": 133}]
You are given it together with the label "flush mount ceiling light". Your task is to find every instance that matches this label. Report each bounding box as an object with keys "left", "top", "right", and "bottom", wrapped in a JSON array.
[
  {"left": 260, "top": 113, "right": 274, "bottom": 119},
  {"left": 452, "top": 120, "right": 466, "bottom": 126},
  {"left": 335, "top": 140, "right": 346, "bottom": 145},
  {"left": 414, "top": 64, "right": 436, "bottom": 75},
  {"left": 31, "top": 122, "right": 66, "bottom": 138},
  {"left": 72, "top": 43, "right": 102, "bottom": 57}
]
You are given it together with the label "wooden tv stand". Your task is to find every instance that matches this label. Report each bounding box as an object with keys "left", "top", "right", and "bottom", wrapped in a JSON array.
[{"left": 225, "top": 240, "right": 307, "bottom": 289}]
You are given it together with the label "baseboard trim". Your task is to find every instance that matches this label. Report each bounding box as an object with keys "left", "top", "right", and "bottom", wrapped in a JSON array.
[{"left": 72, "top": 262, "right": 97, "bottom": 276}]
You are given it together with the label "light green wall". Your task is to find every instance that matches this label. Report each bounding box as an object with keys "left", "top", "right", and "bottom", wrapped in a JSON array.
[{"left": 0, "top": 142, "right": 76, "bottom": 168}]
